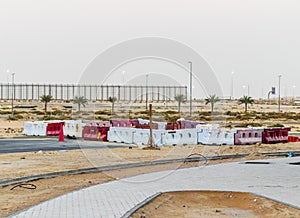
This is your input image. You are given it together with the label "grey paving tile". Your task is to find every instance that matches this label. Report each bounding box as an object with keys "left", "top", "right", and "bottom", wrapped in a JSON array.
[{"left": 11, "top": 157, "right": 300, "bottom": 218}]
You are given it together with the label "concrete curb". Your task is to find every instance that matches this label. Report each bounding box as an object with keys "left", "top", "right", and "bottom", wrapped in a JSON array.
[
  {"left": 2, "top": 151, "right": 299, "bottom": 188},
  {"left": 0, "top": 153, "right": 248, "bottom": 187},
  {"left": 121, "top": 192, "right": 162, "bottom": 218}
]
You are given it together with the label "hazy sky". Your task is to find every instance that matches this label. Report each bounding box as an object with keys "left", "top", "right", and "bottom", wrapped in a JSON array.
[{"left": 0, "top": 0, "right": 300, "bottom": 99}]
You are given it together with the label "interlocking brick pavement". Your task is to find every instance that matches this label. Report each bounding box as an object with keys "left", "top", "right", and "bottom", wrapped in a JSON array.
[{"left": 11, "top": 157, "right": 300, "bottom": 217}]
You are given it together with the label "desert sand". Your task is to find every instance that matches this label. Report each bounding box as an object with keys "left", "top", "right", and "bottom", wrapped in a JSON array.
[{"left": 1, "top": 100, "right": 300, "bottom": 217}]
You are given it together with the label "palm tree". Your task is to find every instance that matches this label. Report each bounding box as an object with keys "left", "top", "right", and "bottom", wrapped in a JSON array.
[
  {"left": 239, "top": 96, "right": 254, "bottom": 112},
  {"left": 174, "top": 94, "right": 186, "bottom": 113},
  {"left": 40, "top": 95, "right": 53, "bottom": 113},
  {"left": 73, "top": 96, "right": 88, "bottom": 112},
  {"left": 108, "top": 96, "right": 117, "bottom": 115},
  {"left": 205, "top": 94, "right": 220, "bottom": 113}
]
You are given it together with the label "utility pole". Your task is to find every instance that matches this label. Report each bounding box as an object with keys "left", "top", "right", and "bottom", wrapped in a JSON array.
[
  {"left": 278, "top": 75, "right": 282, "bottom": 112},
  {"left": 147, "top": 103, "right": 154, "bottom": 148},
  {"left": 11, "top": 73, "right": 15, "bottom": 118},
  {"left": 231, "top": 71, "right": 234, "bottom": 100},
  {"left": 146, "top": 74, "right": 149, "bottom": 110}
]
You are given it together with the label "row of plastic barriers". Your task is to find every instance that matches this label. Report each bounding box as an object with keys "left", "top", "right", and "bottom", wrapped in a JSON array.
[
  {"left": 23, "top": 119, "right": 204, "bottom": 137},
  {"left": 23, "top": 120, "right": 101, "bottom": 138},
  {"left": 107, "top": 125, "right": 293, "bottom": 146},
  {"left": 23, "top": 119, "right": 295, "bottom": 146},
  {"left": 107, "top": 127, "right": 198, "bottom": 146}
]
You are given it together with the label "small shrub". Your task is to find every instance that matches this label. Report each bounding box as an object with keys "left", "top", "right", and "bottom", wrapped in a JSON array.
[
  {"left": 0, "top": 110, "right": 11, "bottom": 115},
  {"left": 51, "top": 110, "right": 63, "bottom": 115},
  {"left": 268, "top": 123, "right": 284, "bottom": 128},
  {"left": 31, "top": 110, "right": 45, "bottom": 115},
  {"left": 164, "top": 110, "right": 178, "bottom": 115},
  {"left": 96, "top": 116, "right": 110, "bottom": 121},
  {"left": 7, "top": 115, "right": 20, "bottom": 120},
  {"left": 138, "top": 110, "right": 150, "bottom": 115},
  {"left": 199, "top": 111, "right": 211, "bottom": 116},
  {"left": 14, "top": 105, "right": 37, "bottom": 109},
  {"left": 235, "top": 122, "right": 262, "bottom": 128},
  {"left": 58, "top": 115, "right": 72, "bottom": 120},
  {"left": 14, "top": 114, "right": 24, "bottom": 119},
  {"left": 95, "top": 110, "right": 111, "bottom": 115},
  {"left": 63, "top": 105, "right": 72, "bottom": 109},
  {"left": 39, "top": 116, "right": 56, "bottom": 120}
]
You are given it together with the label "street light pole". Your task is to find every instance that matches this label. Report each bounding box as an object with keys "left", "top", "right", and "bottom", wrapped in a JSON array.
[
  {"left": 146, "top": 74, "right": 149, "bottom": 110},
  {"left": 247, "top": 85, "right": 250, "bottom": 96},
  {"left": 11, "top": 73, "right": 15, "bottom": 118},
  {"left": 242, "top": 85, "right": 246, "bottom": 96},
  {"left": 188, "top": 61, "right": 192, "bottom": 117},
  {"left": 231, "top": 71, "right": 234, "bottom": 100},
  {"left": 278, "top": 75, "right": 282, "bottom": 112},
  {"left": 293, "top": 85, "right": 296, "bottom": 99},
  {"left": 122, "top": 71, "right": 125, "bottom": 85}
]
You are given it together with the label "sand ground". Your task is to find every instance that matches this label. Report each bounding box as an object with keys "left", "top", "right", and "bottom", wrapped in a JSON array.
[
  {"left": 1, "top": 141, "right": 300, "bottom": 217},
  {"left": 131, "top": 191, "right": 300, "bottom": 218},
  {"left": 1, "top": 100, "right": 300, "bottom": 217}
]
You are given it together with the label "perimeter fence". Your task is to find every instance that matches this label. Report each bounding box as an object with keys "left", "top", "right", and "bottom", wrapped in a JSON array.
[{"left": 0, "top": 84, "right": 187, "bottom": 102}]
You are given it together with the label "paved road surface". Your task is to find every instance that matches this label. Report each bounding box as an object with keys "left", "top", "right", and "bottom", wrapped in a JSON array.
[{"left": 0, "top": 138, "right": 129, "bottom": 154}]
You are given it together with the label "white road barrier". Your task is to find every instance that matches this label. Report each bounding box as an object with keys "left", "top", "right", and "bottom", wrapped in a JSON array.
[
  {"left": 162, "top": 129, "right": 198, "bottom": 146},
  {"left": 107, "top": 127, "right": 135, "bottom": 144},
  {"left": 63, "top": 120, "right": 84, "bottom": 138}
]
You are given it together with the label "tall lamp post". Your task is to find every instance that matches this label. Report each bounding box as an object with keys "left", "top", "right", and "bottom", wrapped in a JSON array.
[
  {"left": 122, "top": 71, "right": 125, "bottom": 85},
  {"left": 293, "top": 85, "right": 296, "bottom": 100},
  {"left": 188, "top": 61, "right": 192, "bottom": 117},
  {"left": 247, "top": 84, "right": 250, "bottom": 96},
  {"left": 242, "top": 85, "right": 246, "bottom": 96},
  {"left": 230, "top": 71, "right": 234, "bottom": 100},
  {"left": 278, "top": 75, "right": 282, "bottom": 112}
]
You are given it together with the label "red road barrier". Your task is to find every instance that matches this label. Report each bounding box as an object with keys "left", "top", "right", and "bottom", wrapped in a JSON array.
[
  {"left": 82, "top": 126, "right": 110, "bottom": 141},
  {"left": 262, "top": 127, "right": 291, "bottom": 144},
  {"left": 46, "top": 122, "right": 64, "bottom": 136},
  {"left": 110, "top": 120, "right": 139, "bottom": 128},
  {"left": 135, "top": 123, "right": 158, "bottom": 129},
  {"left": 288, "top": 136, "right": 300, "bottom": 143},
  {"left": 165, "top": 122, "right": 178, "bottom": 130},
  {"left": 176, "top": 120, "right": 205, "bottom": 129}
]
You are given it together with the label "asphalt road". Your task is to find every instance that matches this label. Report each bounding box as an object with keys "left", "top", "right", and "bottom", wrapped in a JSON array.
[{"left": 0, "top": 138, "right": 130, "bottom": 154}]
